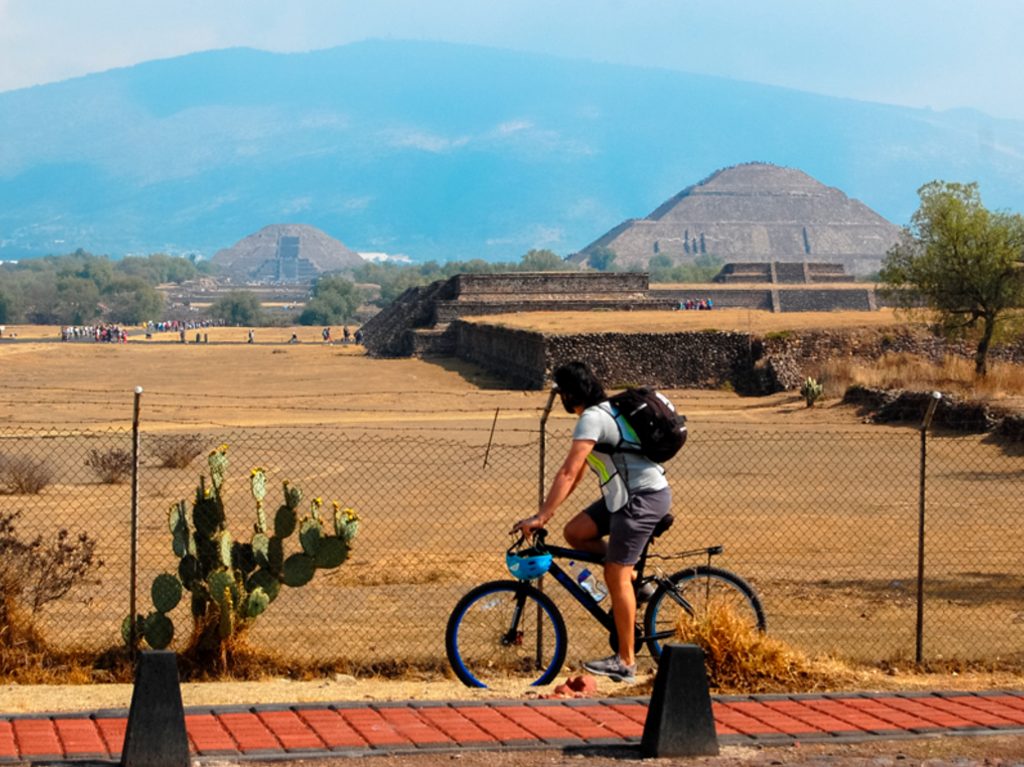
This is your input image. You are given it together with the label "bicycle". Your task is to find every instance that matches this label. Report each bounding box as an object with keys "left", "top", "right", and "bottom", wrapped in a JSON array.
[{"left": 445, "top": 513, "right": 766, "bottom": 688}]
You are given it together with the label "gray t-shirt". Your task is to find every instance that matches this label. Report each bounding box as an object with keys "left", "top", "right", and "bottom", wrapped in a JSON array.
[{"left": 573, "top": 402, "right": 668, "bottom": 512}]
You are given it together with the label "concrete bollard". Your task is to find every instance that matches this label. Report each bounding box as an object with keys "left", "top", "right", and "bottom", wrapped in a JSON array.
[
  {"left": 640, "top": 643, "right": 719, "bottom": 757},
  {"left": 121, "top": 650, "right": 190, "bottom": 767}
]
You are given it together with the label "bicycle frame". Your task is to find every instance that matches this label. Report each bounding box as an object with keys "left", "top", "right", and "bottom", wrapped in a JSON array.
[
  {"left": 535, "top": 537, "right": 712, "bottom": 644},
  {"left": 542, "top": 544, "right": 616, "bottom": 630}
]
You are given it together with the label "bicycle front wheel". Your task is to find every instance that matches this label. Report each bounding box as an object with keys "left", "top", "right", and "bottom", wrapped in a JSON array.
[
  {"left": 445, "top": 579, "right": 567, "bottom": 688},
  {"left": 644, "top": 566, "right": 765, "bottom": 660}
]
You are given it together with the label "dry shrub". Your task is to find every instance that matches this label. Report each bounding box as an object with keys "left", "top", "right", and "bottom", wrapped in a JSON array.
[
  {"left": 817, "top": 353, "right": 1024, "bottom": 402},
  {"left": 673, "top": 602, "right": 829, "bottom": 693},
  {"left": 85, "top": 448, "right": 133, "bottom": 484},
  {"left": 151, "top": 434, "right": 205, "bottom": 468},
  {"left": 0, "top": 455, "right": 54, "bottom": 494},
  {"left": 0, "top": 510, "right": 102, "bottom": 680}
]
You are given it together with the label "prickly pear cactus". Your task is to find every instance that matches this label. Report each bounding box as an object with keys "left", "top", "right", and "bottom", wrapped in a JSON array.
[
  {"left": 125, "top": 445, "right": 361, "bottom": 668},
  {"left": 800, "top": 376, "right": 824, "bottom": 407}
]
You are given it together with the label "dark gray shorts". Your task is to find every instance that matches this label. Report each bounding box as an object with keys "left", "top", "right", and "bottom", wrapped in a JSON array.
[{"left": 583, "top": 487, "right": 672, "bottom": 565}]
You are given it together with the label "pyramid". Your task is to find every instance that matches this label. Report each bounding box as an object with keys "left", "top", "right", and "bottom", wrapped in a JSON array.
[
  {"left": 212, "top": 224, "right": 364, "bottom": 283},
  {"left": 571, "top": 163, "right": 901, "bottom": 276}
]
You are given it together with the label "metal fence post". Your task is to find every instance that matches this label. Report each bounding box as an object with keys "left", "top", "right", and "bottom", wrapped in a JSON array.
[
  {"left": 129, "top": 386, "right": 143, "bottom": 653},
  {"left": 915, "top": 391, "right": 942, "bottom": 665},
  {"left": 539, "top": 388, "right": 557, "bottom": 507},
  {"left": 536, "top": 387, "right": 558, "bottom": 668}
]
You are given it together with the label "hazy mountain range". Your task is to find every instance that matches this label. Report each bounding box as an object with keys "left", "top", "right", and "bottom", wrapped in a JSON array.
[{"left": 1, "top": 39, "right": 1022, "bottom": 263}]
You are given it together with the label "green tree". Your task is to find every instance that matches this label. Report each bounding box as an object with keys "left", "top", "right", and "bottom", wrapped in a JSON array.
[
  {"left": 587, "top": 246, "right": 617, "bottom": 271},
  {"left": 880, "top": 181, "right": 1024, "bottom": 376},
  {"left": 55, "top": 276, "right": 102, "bottom": 324},
  {"left": 518, "top": 249, "right": 567, "bottom": 271},
  {"left": 298, "top": 275, "right": 363, "bottom": 325},
  {"left": 211, "top": 290, "right": 264, "bottom": 326},
  {"left": 118, "top": 254, "right": 199, "bottom": 284},
  {"left": 104, "top": 276, "right": 165, "bottom": 324}
]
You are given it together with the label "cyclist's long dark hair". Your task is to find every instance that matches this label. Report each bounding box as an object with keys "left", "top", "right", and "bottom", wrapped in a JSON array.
[{"left": 553, "top": 361, "right": 607, "bottom": 413}]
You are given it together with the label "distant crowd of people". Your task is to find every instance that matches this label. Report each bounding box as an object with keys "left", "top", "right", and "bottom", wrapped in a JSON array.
[
  {"left": 676, "top": 298, "right": 715, "bottom": 310},
  {"left": 61, "top": 324, "right": 129, "bottom": 342},
  {"left": 146, "top": 319, "right": 217, "bottom": 334},
  {"left": 320, "top": 326, "right": 363, "bottom": 345}
]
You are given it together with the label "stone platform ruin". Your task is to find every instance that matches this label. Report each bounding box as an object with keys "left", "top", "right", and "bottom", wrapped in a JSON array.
[{"left": 359, "top": 270, "right": 880, "bottom": 359}]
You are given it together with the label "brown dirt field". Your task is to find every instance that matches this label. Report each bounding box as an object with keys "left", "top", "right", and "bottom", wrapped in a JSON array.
[{"left": 2, "top": 318, "right": 1024, "bottom": 721}]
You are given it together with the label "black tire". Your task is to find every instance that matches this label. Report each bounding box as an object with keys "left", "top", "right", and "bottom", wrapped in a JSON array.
[
  {"left": 643, "top": 566, "right": 766, "bottom": 660},
  {"left": 445, "top": 579, "right": 568, "bottom": 688}
]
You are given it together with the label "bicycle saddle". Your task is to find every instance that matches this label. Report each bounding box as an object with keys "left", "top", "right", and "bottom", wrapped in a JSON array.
[{"left": 651, "top": 513, "right": 674, "bottom": 539}]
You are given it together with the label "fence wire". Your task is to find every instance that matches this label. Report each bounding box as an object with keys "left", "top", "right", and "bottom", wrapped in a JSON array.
[{"left": 1, "top": 419, "right": 1021, "bottom": 670}]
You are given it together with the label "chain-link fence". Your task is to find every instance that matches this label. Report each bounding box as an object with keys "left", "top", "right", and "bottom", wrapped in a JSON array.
[{"left": 1, "top": 414, "right": 1022, "bottom": 671}]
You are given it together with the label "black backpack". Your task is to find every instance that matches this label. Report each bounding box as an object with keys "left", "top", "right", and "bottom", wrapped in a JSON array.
[{"left": 606, "top": 387, "right": 687, "bottom": 463}]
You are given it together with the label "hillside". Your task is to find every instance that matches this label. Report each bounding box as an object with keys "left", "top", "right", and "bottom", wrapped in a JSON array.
[{"left": 1, "top": 40, "right": 1023, "bottom": 261}]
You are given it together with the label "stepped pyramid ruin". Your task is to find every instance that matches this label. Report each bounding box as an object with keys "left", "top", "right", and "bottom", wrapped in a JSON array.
[
  {"left": 212, "top": 224, "right": 364, "bottom": 283},
  {"left": 570, "top": 163, "right": 901, "bottom": 275}
]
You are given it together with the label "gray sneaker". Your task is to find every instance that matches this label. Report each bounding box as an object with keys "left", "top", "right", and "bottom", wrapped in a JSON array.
[{"left": 582, "top": 654, "right": 637, "bottom": 683}]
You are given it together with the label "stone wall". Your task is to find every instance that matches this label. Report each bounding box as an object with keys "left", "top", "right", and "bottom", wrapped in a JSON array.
[
  {"left": 649, "top": 287, "right": 876, "bottom": 312},
  {"left": 435, "top": 298, "right": 673, "bottom": 323},
  {"left": 451, "top": 272, "right": 647, "bottom": 297},
  {"left": 452, "top": 321, "right": 757, "bottom": 390},
  {"left": 453, "top": 322, "right": 548, "bottom": 388},
  {"left": 450, "top": 320, "right": 1024, "bottom": 393},
  {"left": 776, "top": 288, "right": 873, "bottom": 312}
]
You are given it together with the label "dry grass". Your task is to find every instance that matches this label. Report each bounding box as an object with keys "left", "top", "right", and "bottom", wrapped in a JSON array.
[
  {"left": 669, "top": 602, "right": 850, "bottom": 693},
  {"left": 814, "top": 353, "right": 1024, "bottom": 404}
]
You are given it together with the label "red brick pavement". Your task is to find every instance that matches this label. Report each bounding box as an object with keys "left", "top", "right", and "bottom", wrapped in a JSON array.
[{"left": 1, "top": 691, "right": 1024, "bottom": 761}]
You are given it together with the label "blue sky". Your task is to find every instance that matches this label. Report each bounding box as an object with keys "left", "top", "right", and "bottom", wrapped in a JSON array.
[{"left": 2, "top": 0, "right": 1023, "bottom": 120}]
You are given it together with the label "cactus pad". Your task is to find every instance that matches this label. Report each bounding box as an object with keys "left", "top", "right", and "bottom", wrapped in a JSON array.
[
  {"left": 245, "top": 588, "right": 270, "bottom": 618},
  {"left": 121, "top": 614, "right": 144, "bottom": 647},
  {"left": 143, "top": 611, "right": 174, "bottom": 650},
  {"left": 233, "top": 542, "right": 256, "bottom": 575},
  {"left": 334, "top": 507, "right": 360, "bottom": 543},
  {"left": 251, "top": 533, "right": 270, "bottom": 567},
  {"left": 282, "top": 553, "right": 316, "bottom": 587},
  {"left": 215, "top": 530, "right": 233, "bottom": 568},
  {"left": 208, "top": 445, "right": 229, "bottom": 491},
  {"left": 247, "top": 568, "right": 281, "bottom": 602},
  {"left": 168, "top": 500, "right": 188, "bottom": 534},
  {"left": 151, "top": 573, "right": 183, "bottom": 613},
  {"left": 178, "top": 554, "right": 201, "bottom": 589},
  {"left": 268, "top": 536, "right": 284, "bottom": 575},
  {"left": 218, "top": 588, "right": 235, "bottom": 638},
  {"left": 207, "top": 570, "right": 237, "bottom": 607},
  {"left": 299, "top": 518, "right": 323, "bottom": 557},
  {"left": 193, "top": 498, "right": 224, "bottom": 537},
  {"left": 315, "top": 536, "right": 348, "bottom": 568},
  {"left": 274, "top": 505, "right": 297, "bottom": 538},
  {"left": 249, "top": 468, "right": 267, "bottom": 503},
  {"left": 284, "top": 483, "right": 302, "bottom": 510}
]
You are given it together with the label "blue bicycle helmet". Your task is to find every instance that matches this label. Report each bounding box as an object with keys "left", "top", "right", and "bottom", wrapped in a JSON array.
[{"left": 506, "top": 535, "right": 552, "bottom": 580}]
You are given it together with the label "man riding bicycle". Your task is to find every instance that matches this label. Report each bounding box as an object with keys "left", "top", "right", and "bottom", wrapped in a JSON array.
[{"left": 512, "top": 361, "right": 672, "bottom": 683}]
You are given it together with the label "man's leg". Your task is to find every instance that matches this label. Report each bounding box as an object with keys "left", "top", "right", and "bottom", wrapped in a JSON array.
[
  {"left": 605, "top": 562, "right": 637, "bottom": 665},
  {"left": 564, "top": 507, "right": 606, "bottom": 557}
]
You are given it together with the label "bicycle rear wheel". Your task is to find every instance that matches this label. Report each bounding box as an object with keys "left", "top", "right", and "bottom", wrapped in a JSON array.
[
  {"left": 644, "top": 565, "right": 765, "bottom": 660},
  {"left": 445, "top": 579, "right": 567, "bottom": 688}
]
